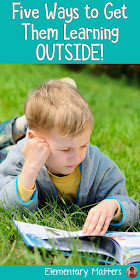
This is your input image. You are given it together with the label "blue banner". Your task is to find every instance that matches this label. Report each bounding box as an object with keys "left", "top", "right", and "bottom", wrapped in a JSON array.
[
  {"left": 0, "top": 0, "right": 139, "bottom": 63},
  {"left": 0, "top": 265, "right": 139, "bottom": 280}
]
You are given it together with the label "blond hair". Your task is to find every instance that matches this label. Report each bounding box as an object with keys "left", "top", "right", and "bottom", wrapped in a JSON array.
[{"left": 24, "top": 79, "right": 93, "bottom": 137}]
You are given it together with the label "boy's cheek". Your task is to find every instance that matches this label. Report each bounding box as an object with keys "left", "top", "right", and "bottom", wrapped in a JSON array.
[
  {"left": 46, "top": 152, "right": 65, "bottom": 166},
  {"left": 81, "top": 150, "right": 87, "bottom": 162}
]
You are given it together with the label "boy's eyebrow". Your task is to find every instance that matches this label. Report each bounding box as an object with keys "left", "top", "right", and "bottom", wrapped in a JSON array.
[{"left": 59, "top": 141, "right": 90, "bottom": 149}]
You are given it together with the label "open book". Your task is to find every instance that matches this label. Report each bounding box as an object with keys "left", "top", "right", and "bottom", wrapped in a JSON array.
[{"left": 13, "top": 220, "right": 140, "bottom": 265}]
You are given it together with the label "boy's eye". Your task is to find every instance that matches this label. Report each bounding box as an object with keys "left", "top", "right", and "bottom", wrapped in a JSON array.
[{"left": 62, "top": 145, "right": 88, "bottom": 152}]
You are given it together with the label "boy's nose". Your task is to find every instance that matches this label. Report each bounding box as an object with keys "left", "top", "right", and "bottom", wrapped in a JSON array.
[{"left": 69, "top": 150, "right": 81, "bottom": 163}]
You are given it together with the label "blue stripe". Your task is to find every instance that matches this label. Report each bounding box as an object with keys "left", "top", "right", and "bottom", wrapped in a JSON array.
[
  {"left": 104, "top": 197, "right": 125, "bottom": 226},
  {"left": 16, "top": 175, "right": 37, "bottom": 205},
  {"left": 53, "top": 183, "right": 60, "bottom": 202},
  {"left": 76, "top": 163, "right": 82, "bottom": 205}
]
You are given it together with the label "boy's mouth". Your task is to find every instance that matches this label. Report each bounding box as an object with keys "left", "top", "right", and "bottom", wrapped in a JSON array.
[{"left": 66, "top": 165, "right": 77, "bottom": 169}]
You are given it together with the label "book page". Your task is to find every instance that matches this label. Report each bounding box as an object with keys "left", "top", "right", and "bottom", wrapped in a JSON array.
[
  {"left": 13, "top": 220, "right": 123, "bottom": 264},
  {"left": 105, "top": 231, "right": 140, "bottom": 264},
  {"left": 13, "top": 220, "right": 84, "bottom": 240},
  {"left": 105, "top": 231, "right": 140, "bottom": 248}
]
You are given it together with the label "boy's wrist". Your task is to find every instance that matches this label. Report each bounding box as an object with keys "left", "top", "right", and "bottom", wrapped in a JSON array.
[
  {"left": 113, "top": 200, "right": 119, "bottom": 213},
  {"left": 24, "top": 159, "right": 41, "bottom": 174},
  {"left": 104, "top": 198, "right": 118, "bottom": 213},
  {"left": 20, "top": 161, "right": 39, "bottom": 190},
  {"left": 17, "top": 176, "right": 36, "bottom": 202}
]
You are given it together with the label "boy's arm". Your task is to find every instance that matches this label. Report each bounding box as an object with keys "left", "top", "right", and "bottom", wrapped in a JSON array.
[
  {"left": 17, "top": 176, "right": 36, "bottom": 203},
  {"left": 83, "top": 150, "right": 139, "bottom": 234},
  {"left": 19, "top": 137, "right": 50, "bottom": 190},
  {"left": 0, "top": 145, "right": 38, "bottom": 211},
  {"left": 0, "top": 137, "right": 50, "bottom": 211}
]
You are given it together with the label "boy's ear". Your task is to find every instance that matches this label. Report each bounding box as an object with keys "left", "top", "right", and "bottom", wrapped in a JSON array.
[{"left": 28, "top": 130, "right": 36, "bottom": 139}]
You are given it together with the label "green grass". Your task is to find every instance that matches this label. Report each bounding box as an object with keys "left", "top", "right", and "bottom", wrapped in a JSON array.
[{"left": 0, "top": 64, "right": 139, "bottom": 265}]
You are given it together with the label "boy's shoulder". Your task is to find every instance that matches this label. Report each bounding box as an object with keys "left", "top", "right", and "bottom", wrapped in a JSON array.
[
  {"left": 0, "top": 138, "right": 26, "bottom": 176},
  {"left": 86, "top": 143, "right": 116, "bottom": 169},
  {"left": 87, "top": 143, "right": 105, "bottom": 161},
  {"left": 88, "top": 143, "right": 100, "bottom": 154},
  {"left": 4, "top": 138, "right": 26, "bottom": 165},
  {"left": 16, "top": 137, "right": 26, "bottom": 151}
]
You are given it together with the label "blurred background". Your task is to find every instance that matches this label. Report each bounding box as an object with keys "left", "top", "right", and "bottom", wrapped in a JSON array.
[{"left": 70, "top": 64, "right": 140, "bottom": 83}]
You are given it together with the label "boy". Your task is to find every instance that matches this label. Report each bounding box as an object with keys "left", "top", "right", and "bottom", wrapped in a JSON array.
[{"left": 0, "top": 79, "right": 139, "bottom": 235}]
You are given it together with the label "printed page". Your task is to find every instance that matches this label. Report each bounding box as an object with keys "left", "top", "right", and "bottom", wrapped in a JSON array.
[
  {"left": 20, "top": 231, "right": 123, "bottom": 264},
  {"left": 105, "top": 231, "right": 140, "bottom": 264},
  {"left": 13, "top": 220, "right": 84, "bottom": 240},
  {"left": 105, "top": 232, "right": 140, "bottom": 248},
  {"left": 13, "top": 220, "right": 123, "bottom": 264}
]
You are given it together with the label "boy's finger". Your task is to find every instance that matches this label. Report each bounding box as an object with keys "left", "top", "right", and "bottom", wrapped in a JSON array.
[
  {"left": 82, "top": 212, "right": 100, "bottom": 234},
  {"left": 100, "top": 217, "right": 111, "bottom": 235},
  {"left": 32, "top": 137, "right": 46, "bottom": 143},
  {"left": 92, "top": 215, "right": 106, "bottom": 235},
  {"left": 30, "top": 138, "right": 50, "bottom": 149},
  {"left": 82, "top": 209, "right": 94, "bottom": 233}
]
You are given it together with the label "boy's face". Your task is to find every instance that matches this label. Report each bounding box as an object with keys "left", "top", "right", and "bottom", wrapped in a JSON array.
[{"left": 36, "top": 128, "right": 92, "bottom": 176}]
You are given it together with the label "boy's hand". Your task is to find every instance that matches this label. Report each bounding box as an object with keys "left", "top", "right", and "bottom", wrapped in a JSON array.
[
  {"left": 19, "top": 137, "right": 51, "bottom": 190},
  {"left": 22, "top": 137, "right": 50, "bottom": 171},
  {"left": 82, "top": 200, "right": 118, "bottom": 236}
]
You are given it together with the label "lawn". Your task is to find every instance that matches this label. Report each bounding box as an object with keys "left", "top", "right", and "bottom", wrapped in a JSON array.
[{"left": 0, "top": 64, "right": 139, "bottom": 265}]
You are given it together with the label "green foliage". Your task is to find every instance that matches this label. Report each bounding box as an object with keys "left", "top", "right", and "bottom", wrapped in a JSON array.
[
  {"left": 87, "top": 64, "right": 140, "bottom": 83},
  {"left": 0, "top": 64, "right": 139, "bottom": 265}
]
